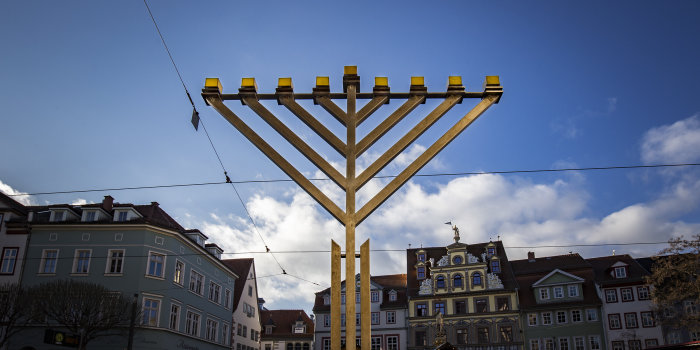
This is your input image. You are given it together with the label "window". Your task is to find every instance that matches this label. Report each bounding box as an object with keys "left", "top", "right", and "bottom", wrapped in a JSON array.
[
  {"left": 645, "top": 339, "right": 659, "bottom": 348},
  {"left": 146, "top": 252, "right": 165, "bottom": 278},
  {"left": 499, "top": 325, "right": 513, "bottom": 342},
  {"left": 455, "top": 300, "right": 466, "bottom": 314},
  {"left": 568, "top": 285, "right": 579, "bottom": 297},
  {"left": 387, "top": 336, "right": 398, "bottom": 350},
  {"left": 453, "top": 274, "right": 463, "bottom": 287},
  {"left": 387, "top": 311, "right": 396, "bottom": 324},
  {"left": 418, "top": 253, "right": 426, "bottom": 262},
  {"left": 416, "top": 303, "right": 427, "bottom": 316},
  {"left": 224, "top": 289, "right": 231, "bottom": 308},
  {"left": 571, "top": 310, "right": 582, "bottom": 322},
  {"left": 190, "top": 270, "right": 204, "bottom": 295},
  {"left": 0, "top": 248, "right": 18, "bottom": 274},
  {"left": 117, "top": 211, "right": 128, "bottom": 221},
  {"left": 417, "top": 266, "right": 425, "bottom": 279},
  {"left": 487, "top": 247, "right": 496, "bottom": 255},
  {"left": 436, "top": 275, "right": 445, "bottom": 288},
  {"left": 611, "top": 341, "right": 624, "bottom": 350},
  {"left": 248, "top": 285, "right": 253, "bottom": 297},
  {"left": 542, "top": 312, "right": 552, "bottom": 325},
  {"left": 40, "top": 249, "right": 58, "bottom": 273},
  {"left": 209, "top": 282, "right": 221, "bottom": 303},
  {"left": 528, "top": 313, "right": 538, "bottom": 326},
  {"left": 540, "top": 288, "right": 550, "bottom": 300},
  {"left": 453, "top": 255, "right": 463, "bottom": 264},
  {"left": 142, "top": 298, "right": 160, "bottom": 326},
  {"left": 174, "top": 260, "right": 184, "bottom": 285},
  {"left": 692, "top": 332, "right": 700, "bottom": 341},
  {"left": 415, "top": 330, "right": 426, "bottom": 346},
  {"left": 185, "top": 311, "right": 200, "bottom": 336},
  {"left": 684, "top": 300, "right": 698, "bottom": 315},
  {"left": 434, "top": 301, "right": 445, "bottom": 315},
  {"left": 52, "top": 210, "right": 64, "bottom": 222},
  {"left": 323, "top": 315, "right": 330, "bottom": 327},
  {"left": 668, "top": 331, "right": 682, "bottom": 344},
  {"left": 106, "top": 249, "right": 124, "bottom": 274},
  {"left": 608, "top": 313, "right": 621, "bottom": 329},
  {"left": 475, "top": 298, "right": 488, "bottom": 313},
  {"left": 222, "top": 324, "right": 229, "bottom": 345},
  {"left": 545, "top": 338, "right": 554, "bottom": 350},
  {"left": 85, "top": 211, "right": 96, "bottom": 222},
  {"left": 556, "top": 310, "right": 567, "bottom": 323},
  {"left": 169, "top": 304, "right": 180, "bottom": 330},
  {"left": 243, "top": 325, "right": 247, "bottom": 337},
  {"left": 614, "top": 266, "right": 627, "bottom": 278},
  {"left": 574, "top": 337, "right": 585, "bottom": 350},
  {"left": 472, "top": 272, "right": 482, "bottom": 286},
  {"left": 477, "top": 327, "right": 489, "bottom": 343},
  {"left": 621, "top": 287, "right": 634, "bottom": 302},
  {"left": 553, "top": 286, "right": 564, "bottom": 298},
  {"left": 637, "top": 286, "right": 650, "bottom": 300},
  {"left": 323, "top": 294, "right": 330, "bottom": 305},
  {"left": 341, "top": 293, "right": 345, "bottom": 304},
  {"left": 371, "top": 291, "right": 379, "bottom": 302},
  {"left": 589, "top": 336, "right": 601, "bottom": 350},
  {"left": 371, "top": 312, "right": 379, "bottom": 325},
  {"left": 323, "top": 339, "right": 330, "bottom": 350},
  {"left": 641, "top": 311, "right": 654, "bottom": 327},
  {"left": 491, "top": 260, "right": 501, "bottom": 273},
  {"left": 205, "top": 319, "right": 218, "bottom": 341},
  {"left": 628, "top": 340, "right": 641, "bottom": 350},
  {"left": 605, "top": 289, "right": 617, "bottom": 302},
  {"left": 497, "top": 297, "right": 510, "bottom": 311},
  {"left": 389, "top": 290, "right": 397, "bottom": 301},
  {"left": 530, "top": 339, "right": 540, "bottom": 350},
  {"left": 558, "top": 338, "right": 569, "bottom": 350},
  {"left": 624, "top": 312, "right": 638, "bottom": 328},
  {"left": 586, "top": 308, "right": 597, "bottom": 321},
  {"left": 356, "top": 292, "right": 361, "bottom": 303},
  {"left": 340, "top": 313, "right": 346, "bottom": 326},
  {"left": 371, "top": 337, "right": 381, "bottom": 350},
  {"left": 73, "top": 249, "right": 91, "bottom": 273},
  {"left": 456, "top": 328, "right": 468, "bottom": 344}
]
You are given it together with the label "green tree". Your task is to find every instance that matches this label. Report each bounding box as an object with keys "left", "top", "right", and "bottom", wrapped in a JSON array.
[
  {"left": 30, "top": 280, "right": 134, "bottom": 350},
  {"left": 646, "top": 234, "right": 700, "bottom": 329},
  {"left": 0, "top": 282, "right": 32, "bottom": 349}
]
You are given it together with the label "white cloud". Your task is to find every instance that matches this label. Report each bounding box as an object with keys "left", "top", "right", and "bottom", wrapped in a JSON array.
[
  {"left": 71, "top": 198, "right": 93, "bottom": 205},
  {"left": 641, "top": 114, "right": 700, "bottom": 164},
  {"left": 0, "top": 180, "right": 34, "bottom": 205}
]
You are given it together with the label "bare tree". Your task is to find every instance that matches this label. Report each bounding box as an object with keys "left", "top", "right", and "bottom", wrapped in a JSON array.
[
  {"left": 0, "top": 282, "right": 31, "bottom": 349},
  {"left": 646, "top": 234, "right": 700, "bottom": 329},
  {"left": 30, "top": 280, "right": 134, "bottom": 350}
]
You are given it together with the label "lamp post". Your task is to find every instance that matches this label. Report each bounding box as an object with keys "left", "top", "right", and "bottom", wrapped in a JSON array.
[{"left": 203, "top": 67, "right": 502, "bottom": 350}]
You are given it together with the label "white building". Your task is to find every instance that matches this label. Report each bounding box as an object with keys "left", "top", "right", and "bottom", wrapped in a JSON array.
[{"left": 224, "top": 258, "right": 262, "bottom": 350}]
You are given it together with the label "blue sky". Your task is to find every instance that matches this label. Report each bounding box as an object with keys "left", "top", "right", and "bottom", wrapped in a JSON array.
[{"left": 2, "top": 1, "right": 700, "bottom": 312}]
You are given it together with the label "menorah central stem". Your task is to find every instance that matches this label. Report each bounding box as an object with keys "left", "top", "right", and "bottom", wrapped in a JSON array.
[{"left": 345, "top": 84, "right": 357, "bottom": 350}]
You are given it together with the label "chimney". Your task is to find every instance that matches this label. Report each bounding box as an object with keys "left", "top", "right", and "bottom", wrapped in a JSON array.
[
  {"left": 102, "top": 195, "right": 114, "bottom": 212},
  {"left": 527, "top": 251, "right": 536, "bottom": 262},
  {"left": 151, "top": 201, "right": 159, "bottom": 207}
]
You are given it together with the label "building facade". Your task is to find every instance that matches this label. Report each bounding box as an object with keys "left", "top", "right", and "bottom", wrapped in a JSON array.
[
  {"left": 406, "top": 231, "right": 523, "bottom": 350},
  {"left": 512, "top": 253, "right": 606, "bottom": 350},
  {"left": 312, "top": 274, "right": 408, "bottom": 350},
  {"left": 261, "top": 310, "right": 314, "bottom": 350},
  {"left": 11, "top": 196, "right": 238, "bottom": 350},
  {"left": 0, "top": 192, "right": 30, "bottom": 285},
  {"left": 588, "top": 255, "right": 665, "bottom": 349},
  {"left": 224, "top": 258, "right": 262, "bottom": 350}
]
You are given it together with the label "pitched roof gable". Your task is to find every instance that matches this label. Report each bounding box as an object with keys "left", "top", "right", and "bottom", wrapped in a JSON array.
[
  {"left": 222, "top": 258, "right": 254, "bottom": 311},
  {"left": 532, "top": 268, "right": 585, "bottom": 286}
]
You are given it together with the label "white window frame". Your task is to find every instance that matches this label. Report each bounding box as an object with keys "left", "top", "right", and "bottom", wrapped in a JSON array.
[
  {"left": 39, "top": 249, "right": 59, "bottom": 274},
  {"left": 145, "top": 251, "right": 165, "bottom": 278},
  {"left": 224, "top": 289, "right": 232, "bottom": 309},
  {"left": 568, "top": 284, "right": 579, "bottom": 297},
  {"left": 542, "top": 311, "right": 552, "bottom": 325},
  {"left": 142, "top": 297, "right": 161, "bottom": 327},
  {"left": 209, "top": 281, "right": 221, "bottom": 303},
  {"left": 371, "top": 312, "right": 380, "bottom": 325},
  {"left": 185, "top": 310, "right": 201, "bottom": 336},
  {"left": 222, "top": 323, "right": 230, "bottom": 345},
  {"left": 559, "top": 338, "right": 569, "bottom": 350},
  {"left": 387, "top": 336, "right": 398, "bottom": 350},
  {"left": 553, "top": 286, "right": 564, "bottom": 298},
  {"left": 0, "top": 247, "right": 19, "bottom": 274},
  {"left": 371, "top": 291, "right": 379, "bottom": 302},
  {"left": 530, "top": 339, "right": 540, "bottom": 350},
  {"left": 174, "top": 260, "right": 184, "bottom": 285},
  {"left": 324, "top": 314, "right": 330, "bottom": 327},
  {"left": 206, "top": 318, "right": 218, "bottom": 342},
  {"left": 528, "top": 313, "right": 538, "bottom": 326},
  {"left": 389, "top": 290, "right": 397, "bottom": 301},
  {"left": 586, "top": 308, "right": 598, "bottom": 321},
  {"left": 190, "top": 269, "right": 205, "bottom": 295},
  {"left": 614, "top": 266, "right": 627, "bottom": 278},
  {"left": 556, "top": 310, "right": 567, "bottom": 324},
  {"left": 571, "top": 310, "right": 582, "bottom": 323},
  {"left": 105, "top": 249, "right": 125, "bottom": 274},
  {"left": 574, "top": 337, "right": 585, "bottom": 350},
  {"left": 588, "top": 336, "right": 601, "bottom": 350},
  {"left": 169, "top": 303, "right": 180, "bottom": 330},
  {"left": 387, "top": 311, "right": 396, "bottom": 324},
  {"left": 540, "top": 288, "right": 550, "bottom": 300},
  {"left": 72, "top": 249, "right": 92, "bottom": 274}
]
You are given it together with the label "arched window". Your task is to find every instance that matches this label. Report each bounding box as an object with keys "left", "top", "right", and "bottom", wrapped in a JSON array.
[
  {"left": 287, "top": 344, "right": 293, "bottom": 350},
  {"left": 453, "top": 274, "right": 463, "bottom": 287},
  {"left": 295, "top": 343, "right": 301, "bottom": 350},
  {"left": 472, "top": 272, "right": 482, "bottom": 286},
  {"left": 303, "top": 344, "right": 310, "bottom": 350},
  {"left": 436, "top": 275, "right": 445, "bottom": 288}
]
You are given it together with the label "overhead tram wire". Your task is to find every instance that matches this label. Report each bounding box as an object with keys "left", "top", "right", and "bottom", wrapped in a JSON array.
[
  {"left": 142, "top": 0, "right": 286, "bottom": 275},
  {"left": 10, "top": 162, "right": 700, "bottom": 197}
]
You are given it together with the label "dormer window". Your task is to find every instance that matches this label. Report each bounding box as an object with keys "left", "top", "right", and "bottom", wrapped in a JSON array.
[
  {"left": 117, "top": 211, "right": 128, "bottom": 222},
  {"left": 453, "top": 256, "right": 463, "bottom": 265},
  {"left": 614, "top": 266, "right": 627, "bottom": 278},
  {"left": 417, "top": 266, "right": 426, "bottom": 279},
  {"left": 388, "top": 290, "right": 397, "bottom": 301},
  {"left": 51, "top": 210, "right": 65, "bottom": 222},
  {"left": 323, "top": 294, "right": 330, "bottom": 305},
  {"left": 293, "top": 322, "right": 306, "bottom": 334},
  {"left": 265, "top": 326, "right": 273, "bottom": 334},
  {"left": 418, "top": 253, "right": 426, "bottom": 262},
  {"left": 84, "top": 211, "right": 96, "bottom": 222},
  {"left": 487, "top": 247, "right": 496, "bottom": 256},
  {"left": 490, "top": 259, "right": 501, "bottom": 273}
]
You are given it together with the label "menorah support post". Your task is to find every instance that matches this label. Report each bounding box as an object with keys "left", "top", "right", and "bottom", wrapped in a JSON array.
[{"left": 331, "top": 241, "right": 341, "bottom": 350}]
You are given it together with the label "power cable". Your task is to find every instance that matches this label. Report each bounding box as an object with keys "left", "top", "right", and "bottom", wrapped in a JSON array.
[
  {"left": 8, "top": 162, "right": 700, "bottom": 197},
  {"left": 142, "top": 0, "right": 286, "bottom": 275}
]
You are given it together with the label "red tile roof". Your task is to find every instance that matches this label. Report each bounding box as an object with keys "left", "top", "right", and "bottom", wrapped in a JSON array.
[
  {"left": 222, "top": 258, "right": 255, "bottom": 311},
  {"left": 260, "top": 310, "right": 314, "bottom": 340}
]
